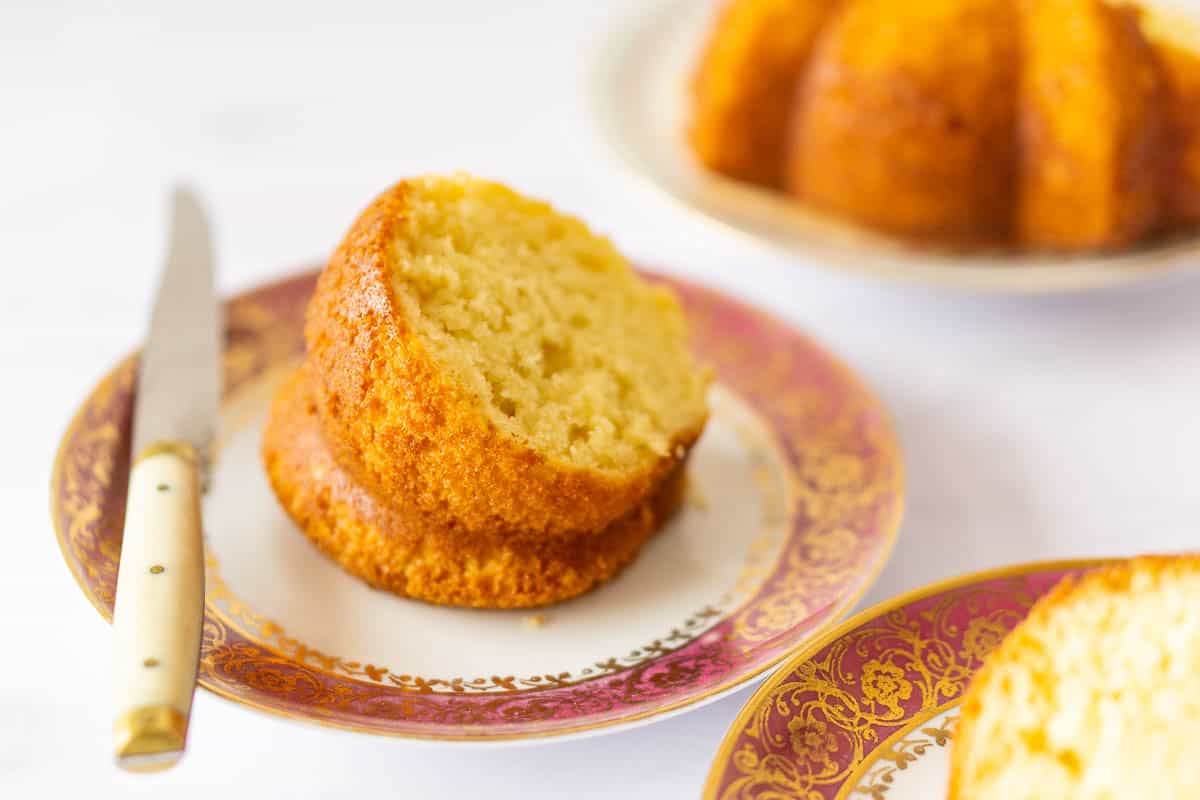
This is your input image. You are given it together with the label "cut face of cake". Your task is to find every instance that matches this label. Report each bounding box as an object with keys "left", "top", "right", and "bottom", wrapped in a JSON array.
[
  {"left": 305, "top": 174, "right": 709, "bottom": 542},
  {"left": 950, "top": 556, "right": 1200, "bottom": 799},
  {"left": 263, "top": 174, "right": 709, "bottom": 608}
]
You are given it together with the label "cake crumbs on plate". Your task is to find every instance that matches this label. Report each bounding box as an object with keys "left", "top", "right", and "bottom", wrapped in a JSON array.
[{"left": 522, "top": 613, "right": 548, "bottom": 629}]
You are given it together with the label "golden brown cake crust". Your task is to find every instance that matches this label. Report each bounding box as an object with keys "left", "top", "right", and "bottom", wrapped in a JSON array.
[
  {"left": 786, "top": 0, "right": 1019, "bottom": 243},
  {"left": 1015, "top": 0, "right": 1166, "bottom": 249},
  {"left": 262, "top": 367, "right": 686, "bottom": 609},
  {"left": 948, "top": 555, "right": 1200, "bottom": 799},
  {"left": 1155, "top": 39, "right": 1200, "bottom": 225},
  {"left": 689, "top": 0, "right": 840, "bottom": 187},
  {"left": 305, "top": 181, "right": 702, "bottom": 543}
]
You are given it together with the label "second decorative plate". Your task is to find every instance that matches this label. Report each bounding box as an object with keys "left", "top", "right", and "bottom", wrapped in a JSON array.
[
  {"left": 704, "top": 559, "right": 1108, "bottom": 798},
  {"left": 52, "top": 267, "right": 903, "bottom": 743}
]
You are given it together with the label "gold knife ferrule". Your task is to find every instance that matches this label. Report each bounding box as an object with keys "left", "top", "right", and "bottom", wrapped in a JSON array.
[
  {"left": 114, "top": 704, "right": 188, "bottom": 773},
  {"left": 132, "top": 441, "right": 198, "bottom": 468}
]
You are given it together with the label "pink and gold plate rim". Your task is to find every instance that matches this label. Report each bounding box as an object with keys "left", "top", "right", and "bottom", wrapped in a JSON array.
[
  {"left": 702, "top": 557, "right": 1112, "bottom": 798},
  {"left": 50, "top": 267, "right": 905, "bottom": 742}
]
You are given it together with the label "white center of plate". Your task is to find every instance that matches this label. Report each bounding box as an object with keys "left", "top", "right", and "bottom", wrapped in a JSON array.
[
  {"left": 202, "top": 369, "right": 789, "bottom": 690},
  {"left": 842, "top": 706, "right": 959, "bottom": 799}
]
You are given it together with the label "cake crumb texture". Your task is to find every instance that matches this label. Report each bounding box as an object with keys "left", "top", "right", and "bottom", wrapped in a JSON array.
[
  {"left": 950, "top": 555, "right": 1200, "bottom": 799},
  {"left": 306, "top": 174, "right": 709, "bottom": 540}
]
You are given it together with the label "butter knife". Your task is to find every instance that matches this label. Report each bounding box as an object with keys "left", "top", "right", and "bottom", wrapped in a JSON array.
[{"left": 110, "top": 187, "right": 220, "bottom": 772}]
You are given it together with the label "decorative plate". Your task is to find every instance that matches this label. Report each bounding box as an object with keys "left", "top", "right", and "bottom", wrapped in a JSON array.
[
  {"left": 590, "top": 0, "right": 1200, "bottom": 293},
  {"left": 704, "top": 559, "right": 1109, "bottom": 798},
  {"left": 51, "top": 267, "right": 902, "bottom": 742}
]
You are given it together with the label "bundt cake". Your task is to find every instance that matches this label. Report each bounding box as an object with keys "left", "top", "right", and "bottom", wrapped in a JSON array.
[
  {"left": 263, "top": 174, "right": 709, "bottom": 608},
  {"left": 690, "top": 0, "right": 1200, "bottom": 252},
  {"left": 263, "top": 367, "right": 687, "bottom": 608},
  {"left": 949, "top": 556, "right": 1200, "bottom": 798}
]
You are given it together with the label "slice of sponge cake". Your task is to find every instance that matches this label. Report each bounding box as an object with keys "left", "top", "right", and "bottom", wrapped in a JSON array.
[
  {"left": 950, "top": 556, "right": 1200, "bottom": 799},
  {"left": 305, "top": 174, "right": 710, "bottom": 541}
]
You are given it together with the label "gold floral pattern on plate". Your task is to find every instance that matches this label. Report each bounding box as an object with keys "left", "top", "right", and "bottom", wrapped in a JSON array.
[
  {"left": 705, "top": 560, "right": 1108, "bottom": 798},
  {"left": 51, "top": 268, "right": 904, "bottom": 741}
]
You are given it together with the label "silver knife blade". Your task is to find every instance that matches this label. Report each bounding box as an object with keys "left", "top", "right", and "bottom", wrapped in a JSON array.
[{"left": 132, "top": 188, "right": 221, "bottom": 469}]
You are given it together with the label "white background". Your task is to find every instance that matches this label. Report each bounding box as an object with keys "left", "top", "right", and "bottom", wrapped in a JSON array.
[{"left": 3, "top": 0, "right": 1200, "bottom": 797}]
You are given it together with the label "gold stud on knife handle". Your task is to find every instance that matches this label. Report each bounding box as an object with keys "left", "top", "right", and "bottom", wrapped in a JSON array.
[{"left": 111, "top": 441, "right": 205, "bottom": 772}]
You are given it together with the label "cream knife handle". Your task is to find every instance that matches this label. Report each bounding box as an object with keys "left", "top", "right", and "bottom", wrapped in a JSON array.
[{"left": 111, "top": 443, "right": 205, "bottom": 773}]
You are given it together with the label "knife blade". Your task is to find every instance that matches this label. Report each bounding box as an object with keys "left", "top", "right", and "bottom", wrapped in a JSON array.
[
  {"left": 110, "top": 187, "right": 220, "bottom": 772},
  {"left": 131, "top": 188, "right": 221, "bottom": 462}
]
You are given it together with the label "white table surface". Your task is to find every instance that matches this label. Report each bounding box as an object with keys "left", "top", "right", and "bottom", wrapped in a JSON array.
[{"left": 4, "top": 0, "right": 1200, "bottom": 796}]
